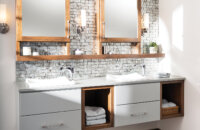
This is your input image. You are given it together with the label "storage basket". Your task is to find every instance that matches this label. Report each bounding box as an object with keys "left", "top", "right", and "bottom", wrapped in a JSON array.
[{"left": 162, "top": 106, "right": 179, "bottom": 116}]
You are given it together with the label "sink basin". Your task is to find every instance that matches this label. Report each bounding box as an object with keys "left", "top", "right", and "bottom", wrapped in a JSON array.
[
  {"left": 26, "top": 77, "right": 76, "bottom": 89},
  {"left": 106, "top": 73, "right": 146, "bottom": 82}
]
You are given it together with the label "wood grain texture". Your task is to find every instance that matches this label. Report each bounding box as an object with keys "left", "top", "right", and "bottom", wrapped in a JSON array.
[
  {"left": 16, "top": 53, "right": 165, "bottom": 61},
  {"left": 16, "top": 41, "right": 21, "bottom": 57},
  {"left": 160, "top": 80, "right": 184, "bottom": 119},
  {"left": 95, "top": 0, "right": 102, "bottom": 55},
  {"left": 21, "top": 36, "right": 70, "bottom": 42},
  {"left": 81, "top": 89, "right": 86, "bottom": 130},
  {"left": 67, "top": 43, "right": 70, "bottom": 55},
  {"left": 16, "top": 0, "right": 22, "bottom": 42},
  {"left": 137, "top": 0, "right": 142, "bottom": 53},
  {"left": 101, "top": 38, "right": 140, "bottom": 43},
  {"left": 100, "top": 0, "right": 105, "bottom": 40},
  {"left": 16, "top": 0, "right": 22, "bottom": 57},
  {"left": 65, "top": 0, "right": 70, "bottom": 39},
  {"left": 84, "top": 123, "right": 112, "bottom": 130}
]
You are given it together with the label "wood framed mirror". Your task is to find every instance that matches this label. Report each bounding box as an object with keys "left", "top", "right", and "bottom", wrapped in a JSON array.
[
  {"left": 99, "top": 0, "right": 141, "bottom": 43},
  {"left": 16, "top": 0, "right": 70, "bottom": 42}
]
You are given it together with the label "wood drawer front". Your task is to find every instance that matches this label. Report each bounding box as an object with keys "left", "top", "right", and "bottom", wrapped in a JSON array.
[
  {"left": 20, "top": 110, "right": 81, "bottom": 130},
  {"left": 114, "top": 101, "right": 160, "bottom": 127},
  {"left": 20, "top": 89, "right": 81, "bottom": 116},
  {"left": 115, "top": 83, "right": 160, "bottom": 105}
]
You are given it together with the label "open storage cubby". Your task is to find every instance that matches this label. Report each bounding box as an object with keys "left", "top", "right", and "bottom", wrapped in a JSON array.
[
  {"left": 82, "top": 86, "right": 114, "bottom": 130},
  {"left": 161, "top": 80, "right": 184, "bottom": 119}
]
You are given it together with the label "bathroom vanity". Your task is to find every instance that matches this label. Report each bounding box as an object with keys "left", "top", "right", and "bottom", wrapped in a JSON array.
[
  {"left": 14, "top": 0, "right": 183, "bottom": 129},
  {"left": 17, "top": 76, "right": 184, "bottom": 130}
]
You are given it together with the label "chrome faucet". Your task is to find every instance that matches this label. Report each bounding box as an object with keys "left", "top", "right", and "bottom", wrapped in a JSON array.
[
  {"left": 60, "top": 66, "right": 74, "bottom": 80},
  {"left": 66, "top": 67, "right": 74, "bottom": 80},
  {"left": 134, "top": 64, "right": 146, "bottom": 76},
  {"left": 141, "top": 64, "right": 146, "bottom": 76}
]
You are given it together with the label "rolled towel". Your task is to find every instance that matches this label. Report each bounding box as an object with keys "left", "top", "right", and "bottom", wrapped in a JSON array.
[
  {"left": 87, "top": 114, "right": 106, "bottom": 121},
  {"left": 162, "top": 103, "right": 169, "bottom": 108},
  {"left": 162, "top": 99, "right": 168, "bottom": 104},
  {"left": 168, "top": 102, "right": 176, "bottom": 107},
  {"left": 162, "top": 102, "right": 177, "bottom": 108},
  {"left": 86, "top": 118, "right": 106, "bottom": 126},
  {"left": 85, "top": 106, "right": 106, "bottom": 117}
]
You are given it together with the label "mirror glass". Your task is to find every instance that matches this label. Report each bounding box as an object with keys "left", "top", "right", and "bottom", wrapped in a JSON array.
[
  {"left": 105, "top": 0, "right": 138, "bottom": 38},
  {"left": 22, "top": 0, "right": 66, "bottom": 37}
]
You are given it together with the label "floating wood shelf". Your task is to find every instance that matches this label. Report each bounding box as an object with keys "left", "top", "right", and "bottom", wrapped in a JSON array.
[
  {"left": 84, "top": 123, "right": 112, "bottom": 130},
  {"left": 20, "top": 36, "right": 70, "bottom": 42},
  {"left": 100, "top": 38, "right": 140, "bottom": 43},
  {"left": 16, "top": 53, "right": 165, "bottom": 61},
  {"left": 161, "top": 113, "right": 183, "bottom": 120}
]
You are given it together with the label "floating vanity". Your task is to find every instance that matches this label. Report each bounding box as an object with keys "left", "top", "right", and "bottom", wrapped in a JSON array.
[{"left": 17, "top": 76, "right": 185, "bottom": 130}]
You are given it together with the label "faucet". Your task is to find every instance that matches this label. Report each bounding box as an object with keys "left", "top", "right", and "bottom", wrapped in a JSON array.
[
  {"left": 66, "top": 67, "right": 74, "bottom": 80},
  {"left": 60, "top": 66, "right": 74, "bottom": 80},
  {"left": 141, "top": 64, "right": 146, "bottom": 76},
  {"left": 134, "top": 64, "right": 146, "bottom": 76}
]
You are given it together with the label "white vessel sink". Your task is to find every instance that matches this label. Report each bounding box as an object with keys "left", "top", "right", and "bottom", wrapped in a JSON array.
[
  {"left": 26, "top": 77, "right": 76, "bottom": 89},
  {"left": 106, "top": 73, "right": 146, "bottom": 82}
]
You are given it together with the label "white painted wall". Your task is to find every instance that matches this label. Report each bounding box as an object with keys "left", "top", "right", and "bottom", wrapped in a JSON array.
[
  {"left": 159, "top": 0, "right": 200, "bottom": 130},
  {"left": 0, "top": 0, "right": 17, "bottom": 130}
]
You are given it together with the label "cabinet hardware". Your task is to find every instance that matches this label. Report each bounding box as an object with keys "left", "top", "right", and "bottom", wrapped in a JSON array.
[
  {"left": 130, "top": 112, "right": 147, "bottom": 117},
  {"left": 41, "top": 122, "right": 64, "bottom": 129}
]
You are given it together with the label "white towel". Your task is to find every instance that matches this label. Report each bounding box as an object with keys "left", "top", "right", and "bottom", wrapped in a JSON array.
[
  {"left": 86, "top": 114, "right": 106, "bottom": 121},
  {"left": 168, "top": 102, "right": 176, "bottom": 107},
  {"left": 85, "top": 106, "right": 106, "bottom": 117},
  {"left": 86, "top": 118, "right": 106, "bottom": 126},
  {"left": 162, "top": 102, "right": 177, "bottom": 108},
  {"left": 162, "top": 103, "right": 169, "bottom": 108},
  {"left": 162, "top": 99, "right": 168, "bottom": 104}
]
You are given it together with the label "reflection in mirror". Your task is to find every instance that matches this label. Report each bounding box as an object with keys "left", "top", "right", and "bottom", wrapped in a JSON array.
[
  {"left": 105, "top": 0, "right": 138, "bottom": 38},
  {"left": 22, "top": 0, "right": 66, "bottom": 37}
]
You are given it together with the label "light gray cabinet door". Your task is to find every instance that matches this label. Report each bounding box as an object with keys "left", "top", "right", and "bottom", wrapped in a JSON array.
[
  {"left": 115, "top": 83, "right": 160, "bottom": 105},
  {"left": 20, "top": 110, "right": 81, "bottom": 130},
  {"left": 20, "top": 89, "right": 81, "bottom": 116},
  {"left": 115, "top": 101, "right": 160, "bottom": 127}
]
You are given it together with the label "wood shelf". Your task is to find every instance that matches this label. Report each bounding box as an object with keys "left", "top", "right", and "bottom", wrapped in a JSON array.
[
  {"left": 161, "top": 113, "right": 183, "bottom": 119},
  {"left": 100, "top": 38, "right": 140, "bottom": 43},
  {"left": 20, "top": 36, "right": 70, "bottom": 42},
  {"left": 84, "top": 123, "right": 112, "bottom": 130},
  {"left": 16, "top": 53, "right": 165, "bottom": 61}
]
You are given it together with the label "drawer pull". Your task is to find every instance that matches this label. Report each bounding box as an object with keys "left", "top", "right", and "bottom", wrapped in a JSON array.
[
  {"left": 130, "top": 112, "right": 147, "bottom": 117},
  {"left": 41, "top": 122, "right": 64, "bottom": 129}
]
